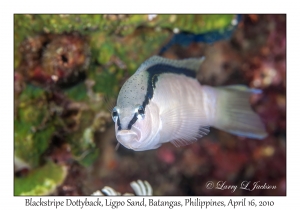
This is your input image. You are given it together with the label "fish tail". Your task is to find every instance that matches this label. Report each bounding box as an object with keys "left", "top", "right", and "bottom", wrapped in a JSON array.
[{"left": 207, "top": 85, "right": 267, "bottom": 139}]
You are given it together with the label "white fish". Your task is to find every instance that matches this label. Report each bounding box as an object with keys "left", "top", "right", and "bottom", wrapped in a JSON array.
[{"left": 112, "top": 56, "right": 267, "bottom": 151}]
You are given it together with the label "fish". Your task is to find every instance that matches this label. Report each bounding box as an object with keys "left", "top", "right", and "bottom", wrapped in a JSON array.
[{"left": 111, "top": 56, "right": 267, "bottom": 151}]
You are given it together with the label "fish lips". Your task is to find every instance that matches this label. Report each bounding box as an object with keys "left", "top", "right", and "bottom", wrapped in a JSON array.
[{"left": 116, "top": 127, "right": 142, "bottom": 150}]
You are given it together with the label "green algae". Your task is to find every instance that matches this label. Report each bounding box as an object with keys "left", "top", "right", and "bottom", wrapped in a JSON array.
[{"left": 14, "top": 161, "right": 67, "bottom": 195}]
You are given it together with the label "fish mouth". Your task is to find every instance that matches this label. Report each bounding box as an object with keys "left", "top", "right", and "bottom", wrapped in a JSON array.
[{"left": 116, "top": 128, "right": 141, "bottom": 150}]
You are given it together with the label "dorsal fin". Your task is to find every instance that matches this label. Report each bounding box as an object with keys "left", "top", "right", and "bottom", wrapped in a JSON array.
[{"left": 136, "top": 55, "right": 205, "bottom": 73}]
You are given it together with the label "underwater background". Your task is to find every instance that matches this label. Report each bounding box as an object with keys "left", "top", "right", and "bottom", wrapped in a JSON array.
[{"left": 14, "top": 14, "right": 286, "bottom": 196}]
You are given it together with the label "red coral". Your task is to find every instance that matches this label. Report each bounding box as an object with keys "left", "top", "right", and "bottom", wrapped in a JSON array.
[{"left": 16, "top": 32, "right": 90, "bottom": 89}]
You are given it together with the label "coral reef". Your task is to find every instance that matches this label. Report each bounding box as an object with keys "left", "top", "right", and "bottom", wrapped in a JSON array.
[{"left": 14, "top": 14, "right": 285, "bottom": 196}]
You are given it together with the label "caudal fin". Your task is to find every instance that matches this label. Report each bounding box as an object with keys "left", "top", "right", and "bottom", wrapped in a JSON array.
[{"left": 212, "top": 85, "right": 267, "bottom": 139}]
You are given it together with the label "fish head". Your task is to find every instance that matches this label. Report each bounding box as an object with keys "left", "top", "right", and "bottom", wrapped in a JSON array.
[{"left": 112, "top": 102, "right": 162, "bottom": 151}]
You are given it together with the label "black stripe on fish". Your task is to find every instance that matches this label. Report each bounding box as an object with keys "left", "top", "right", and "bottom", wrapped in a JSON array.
[
  {"left": 142, "top": 64, "right": 196, "bottom": 108},
  {"left": 126, "top": 64, "right": 196, "bottom": 130},
  {"left": 117, "top": 117, "right": 122, "bottom": 130},
  {"left": 128, "top": 113, "right": 138, "bottom": 130}
]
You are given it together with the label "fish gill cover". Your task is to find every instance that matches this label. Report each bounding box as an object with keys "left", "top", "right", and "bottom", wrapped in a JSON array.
[{"left": 14, "top": 14, "right": 285, "bottom": 196}]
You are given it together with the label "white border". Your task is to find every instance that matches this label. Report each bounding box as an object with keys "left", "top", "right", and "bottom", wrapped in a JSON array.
[{"left": 3, "top": 0, "right": 297, "bottom": 209}]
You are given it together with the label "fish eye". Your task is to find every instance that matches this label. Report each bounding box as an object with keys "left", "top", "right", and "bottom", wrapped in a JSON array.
[
  {"left": 111, "top": 107, "right": 119, "bottom": 122},
  {"left": 136, "top": 105, "right": 145, "bottom": 119}
]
